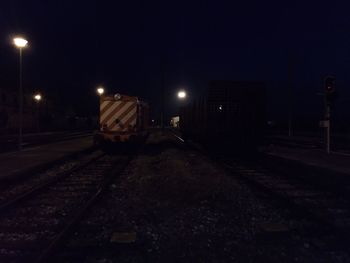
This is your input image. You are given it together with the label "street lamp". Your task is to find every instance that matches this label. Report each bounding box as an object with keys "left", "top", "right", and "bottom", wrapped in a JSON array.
[
  {"left": 96, "top": 86, "right": 105, "bottom": 130},
  {"left": 177, "top": 90, "right": 187, "bottom": 99},
  {"left": 33, "top": 93, "right": 42, "bottom": 132},
  {"left": 97, "top": 86, "right": 105, "bottom": 96},
  {"left": 34, "top": 94, "right": 42, "bottom": 102},
  {"left": 13, "top": 36, "right": 28, "bottom": 151},
  {"left": 13, "top": 38, "right": 28, "bottom": 48}
]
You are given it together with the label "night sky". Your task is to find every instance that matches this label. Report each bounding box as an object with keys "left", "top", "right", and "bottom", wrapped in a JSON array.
[{"left": 0, "top": 1, "right": 349, "bottom": 126}]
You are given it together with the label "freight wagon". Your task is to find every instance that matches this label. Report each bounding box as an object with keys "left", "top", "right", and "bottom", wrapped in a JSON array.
[
  {"left": 180, "top": 81, "right": 265, "bottom": 155},
  {"left": 93, "top": 93, "right": 149, "bottom": 146}
]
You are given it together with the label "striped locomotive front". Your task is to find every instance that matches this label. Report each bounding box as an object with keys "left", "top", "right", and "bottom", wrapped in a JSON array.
[{"left": 100, "top": 98, "right": 137, "bottom": 132}]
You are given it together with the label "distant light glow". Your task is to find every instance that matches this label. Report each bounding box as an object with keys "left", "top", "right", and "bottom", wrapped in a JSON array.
[
  {"left": 219, "top": 105, "right": 223, "bottom": 111},
  {"left": 97, "top": 87, "right": 104, "bottom": 96},
  {"left": 34, "top": 94, "right": 42, "bottom": 101},
  {"left": 13, "top": 37, "right": 28, "bottom": 48},
  {"left": 177, "top": 90, "right": 187, "bottom": 99}
]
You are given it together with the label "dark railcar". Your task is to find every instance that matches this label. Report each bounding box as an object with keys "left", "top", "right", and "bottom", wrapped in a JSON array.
[{"left": 180, "top": 81, "right": 265, "bottom": 154}]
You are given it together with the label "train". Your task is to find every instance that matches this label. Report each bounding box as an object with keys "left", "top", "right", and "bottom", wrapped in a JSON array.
[
  {"left": 93, "top": 93, "right": 149, "bottom": 146},
  {"left": 170, "top": 116, "right": 180, "bottom": 128},
  {"left": 180, "top": 80, "right": 266, "bottom": 155}
]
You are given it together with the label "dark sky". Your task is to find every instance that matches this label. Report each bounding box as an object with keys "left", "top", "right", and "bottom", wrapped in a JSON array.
[{"left": 0, "top": 0, "right": 349, "bottom": 125}]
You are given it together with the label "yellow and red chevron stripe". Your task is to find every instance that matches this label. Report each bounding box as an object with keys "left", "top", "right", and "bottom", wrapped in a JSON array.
[{"left": 100, "top": 99, "right": 137, "bottom": 132}]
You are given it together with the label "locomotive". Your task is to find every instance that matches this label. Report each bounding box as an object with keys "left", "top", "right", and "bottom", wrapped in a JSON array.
[
  {"left": 93, "top": 93, "right": 149, "bottom": 146},
  {"left": 180, "top": 80, "right": 266, "bottom": 155}
]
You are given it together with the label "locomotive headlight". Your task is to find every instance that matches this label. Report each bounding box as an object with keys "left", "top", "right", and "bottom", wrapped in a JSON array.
[{"left": 114, "top": 93, "right": 122, "bottom": 100}]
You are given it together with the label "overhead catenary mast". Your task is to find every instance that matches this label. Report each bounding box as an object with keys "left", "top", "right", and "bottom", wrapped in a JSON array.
[{"left": 287, "top": 56, "right": 294, "bottom": 137}]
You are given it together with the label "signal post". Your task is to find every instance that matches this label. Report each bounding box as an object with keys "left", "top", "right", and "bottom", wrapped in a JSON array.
[{"left": 323, "top": 76, "right": 336, "bottom": 154}]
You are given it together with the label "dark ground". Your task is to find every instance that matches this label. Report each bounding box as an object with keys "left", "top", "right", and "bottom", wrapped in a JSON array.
[{"left": 61, "top": 131, "right": 350, "bottom": 262}]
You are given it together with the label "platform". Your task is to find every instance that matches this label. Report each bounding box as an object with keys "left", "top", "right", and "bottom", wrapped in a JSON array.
[
  {"left": 0, "top": 131, "right": 92, "bottom": 153},
  {"left": 0, "top": 136, "right": 93, "bottom": 181},
  {"left": 263, "top": 144, "right": 350, "bottom": 182}
]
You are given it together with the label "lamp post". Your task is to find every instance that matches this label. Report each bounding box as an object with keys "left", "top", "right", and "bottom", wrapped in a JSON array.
[
  {"left": 34, "top": 93, "right": 42, "bottom": 132},
  {"left": 13, "top": 37, "right": 28, "bottom": 151},
  {"left": 96, "top": 86, "right": 105, "bottom": 130}
]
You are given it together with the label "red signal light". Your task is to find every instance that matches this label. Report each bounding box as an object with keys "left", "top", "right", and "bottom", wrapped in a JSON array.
[
  {"left": 324, "top": 76, "right": 335, "bottom": 94},
  {"left": 324, "top": 76, "right": 337, "bottom": 106}
]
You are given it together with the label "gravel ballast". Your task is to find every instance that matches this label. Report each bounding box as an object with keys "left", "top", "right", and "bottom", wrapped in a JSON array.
[{"left": 66, "top": 131, "right": 349, "bottom": 263}]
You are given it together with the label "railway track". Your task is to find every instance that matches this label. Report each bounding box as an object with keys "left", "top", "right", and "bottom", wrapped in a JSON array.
[
  {"left": 222, "top": 159, "right": 350, "bottom": 253},
  {"left": 0, "top": 151, "right": 104, "bottom": 206},
  {"left": 172, "top": 131, "right": 350, "bottom": 256},
  {"left": 0, "top": 152, "right": 133, "bottom": 263}
]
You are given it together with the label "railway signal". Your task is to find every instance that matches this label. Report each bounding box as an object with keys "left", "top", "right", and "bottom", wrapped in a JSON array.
[
  {"left": 323, "top": 76, "right": 336, "bottom": 154},
  {"left": 324, "top": 76, "right": 336, "bottom": 106}
]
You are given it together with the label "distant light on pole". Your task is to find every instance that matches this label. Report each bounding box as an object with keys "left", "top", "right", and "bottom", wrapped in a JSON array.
[
  {"left": 177, "top": 90, "right": 187, "bottom": 99},
  {"left": 34, "top": 94, "right": 42, "bottom": 102},
  {"left": 97, "top": 86, "right": 105, "bottom": 96},
  {"left": 96, "top": 87, "right": 104, "bottom": 130},
  {"left": 33, "top": 93, "right": 41, "bottom": 133},
  {"left": 13, "top": 36, "right": 28, "bottom": 151}
]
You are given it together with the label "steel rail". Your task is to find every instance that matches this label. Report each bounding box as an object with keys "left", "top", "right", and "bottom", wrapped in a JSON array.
[
  {"left": 172, "top": 131, "right": 350, "bottom": 253},
  {"left": 34, "top": 154, "right": 133, "bottom": 263},
  {"left": 0, "top": 152, "right": 105, "bottom": 213}
]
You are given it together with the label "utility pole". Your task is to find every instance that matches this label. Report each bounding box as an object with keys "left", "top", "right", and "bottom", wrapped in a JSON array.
[
  {"left": 160, "top": 55, "right": 165, "bottom": 130},
  {"left": 287, "top": 57, "right": 294, "bottom": 137}
]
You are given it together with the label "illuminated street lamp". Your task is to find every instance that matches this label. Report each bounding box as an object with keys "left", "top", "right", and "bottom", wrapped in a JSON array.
[
  {"left": 13, "top": 36, "right": 28, "bottom": 151},
  {"left": 13, "top": 38, "right": 28, "bottom": 48},
  {"left": 33, "top": 93, "right": 42, "bottom": 132},
  {"left": 97, "top": 86, "right": 105, "bottom": 96},
  {"left": 34, "top": 94, "right": 42, "bottom": 102},
  {"left": 177, "top": 90, "right": 187, "bottom": 99},
  {"left": 96, "top": 86, "right": 105, "bottom": 130}
]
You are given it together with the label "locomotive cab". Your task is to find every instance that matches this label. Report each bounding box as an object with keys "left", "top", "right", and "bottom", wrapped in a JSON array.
[{"left": 94, "top": 93, "right": 149, "bottom": 146}]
